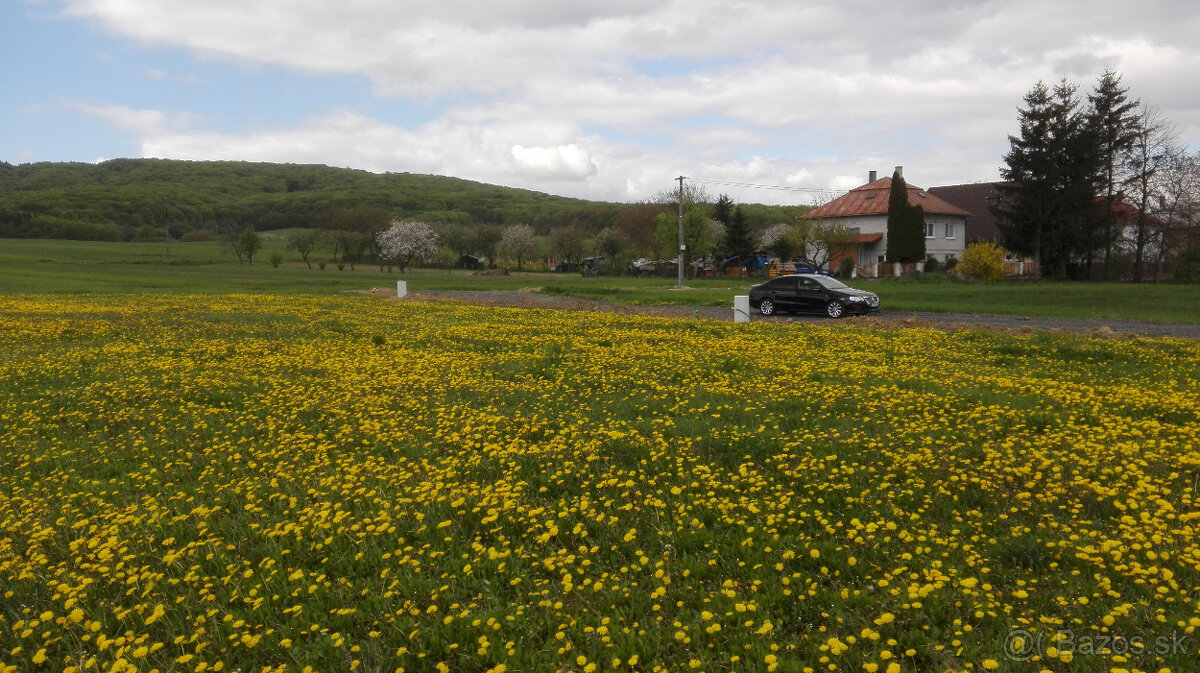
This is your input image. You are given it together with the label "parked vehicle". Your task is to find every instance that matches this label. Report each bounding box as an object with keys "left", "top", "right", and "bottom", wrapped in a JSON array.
[
  {"left": 748, "top": 274, "right": 880, "bottom": 318},
  {"left": 791, "top": 259, "right": 832, "bottom": 275}
]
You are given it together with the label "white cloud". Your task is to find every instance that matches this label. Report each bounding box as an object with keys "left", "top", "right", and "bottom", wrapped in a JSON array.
[
  {"left": 39, "top": 0, "right": 1200, "bottom": 203},
  {"left": 510, "top": 144, "right": 597, "bottom": 181},
  {"left": 67, "top": 101, "right": 204, "bottom": 135}
]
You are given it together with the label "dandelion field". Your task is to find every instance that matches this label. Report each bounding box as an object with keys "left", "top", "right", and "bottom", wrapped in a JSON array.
[{"left": 1, "top": 294, "right": 1198, "bottom": 673}]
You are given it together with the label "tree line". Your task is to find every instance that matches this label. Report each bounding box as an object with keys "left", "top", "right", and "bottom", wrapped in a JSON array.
[
  {"left": 996, "top": 70, "right": 1200, "bottom": 281},
  {"left": 273, "top": 188, "right": 818, "bottom": 277},
  {"left": 0, "top": 158, "right": 817, "bottom": 275}
]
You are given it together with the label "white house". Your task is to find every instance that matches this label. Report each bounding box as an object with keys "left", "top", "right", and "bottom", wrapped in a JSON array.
[{"left": 802, "top": 167, "right": 970, "bottom": 275}]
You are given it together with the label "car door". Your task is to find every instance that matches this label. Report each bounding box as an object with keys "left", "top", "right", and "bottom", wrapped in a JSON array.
[
  {"left": 794, "top": 276, "right": 827, "bottom": 312},
  {"left": 763, "top": 276, "right": 800, "bottom": 311}
]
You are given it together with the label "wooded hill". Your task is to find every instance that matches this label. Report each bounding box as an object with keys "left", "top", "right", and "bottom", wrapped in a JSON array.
[{"left": 0, "top": 159, "right": 811, "bottom": 243}]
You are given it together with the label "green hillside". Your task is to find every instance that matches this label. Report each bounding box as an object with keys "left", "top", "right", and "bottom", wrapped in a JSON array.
[{"left": 0, "top": 159, "right": 628, "bottom": 240}]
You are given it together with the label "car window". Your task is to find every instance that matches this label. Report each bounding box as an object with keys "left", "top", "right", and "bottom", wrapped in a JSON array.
[
  {"left": 811, "top": 276, "right": 849, "bottom": 290},
  {"left": 799, "top": 278, "right": 819, "bottom": 290}
]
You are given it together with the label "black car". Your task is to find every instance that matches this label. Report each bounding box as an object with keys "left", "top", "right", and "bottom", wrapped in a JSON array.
[{"left": 749, "top": 274, "right": 880, "bottom": 318}]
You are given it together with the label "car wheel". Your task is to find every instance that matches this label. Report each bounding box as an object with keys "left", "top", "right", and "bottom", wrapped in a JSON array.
[
  {"left": 759, "top": 298, "right": 776, "bottom": 316},
  {"left": 825, "top": 300, "right": 845, "bottom": 319}
]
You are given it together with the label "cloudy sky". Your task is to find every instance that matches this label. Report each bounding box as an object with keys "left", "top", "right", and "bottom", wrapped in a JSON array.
[{"left": 4, "top": 1, "right": 1199, "bottom": 205}]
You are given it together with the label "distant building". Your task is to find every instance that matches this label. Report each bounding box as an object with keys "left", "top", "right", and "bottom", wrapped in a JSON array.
[
  {"left": 802, "top": 167, "right": 970, "bottom": 272},
  {"left": 926, "top": 182, "right": 1007, "bottom": 244}
]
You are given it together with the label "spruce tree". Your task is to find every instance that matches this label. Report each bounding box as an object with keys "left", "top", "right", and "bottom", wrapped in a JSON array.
[
  {"left": 722, "top": 204, "right": 755, "bottom": 260},
  {"left": 712, "top": 194, "right": 735, "bottom": 229},
  {"left": 1087, "top": 69, "right": 1141, "bottom": 279},
  {"left": 997, "top": 78, "right": 1101, "bottom": 278}
]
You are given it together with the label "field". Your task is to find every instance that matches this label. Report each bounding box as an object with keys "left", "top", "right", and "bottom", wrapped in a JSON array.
[
  {"left": 2, "top": 290, "right": 1199, "bottom": 673},
  {"left": 3, "top": 238, "right": 1200, "bottom": 323}
]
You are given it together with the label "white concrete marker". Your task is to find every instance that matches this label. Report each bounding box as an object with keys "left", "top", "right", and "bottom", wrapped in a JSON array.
[{"left": 733, "top": 295, "right": 751, "bottom": 323}]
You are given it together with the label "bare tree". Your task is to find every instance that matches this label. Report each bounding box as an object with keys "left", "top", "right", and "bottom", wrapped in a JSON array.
[
  {"left": 1124, "top": 108, "right": 1173, "bottom": 282},
  {"left": 1154, "top": 146, "right": 1200, "bottom": 279}
]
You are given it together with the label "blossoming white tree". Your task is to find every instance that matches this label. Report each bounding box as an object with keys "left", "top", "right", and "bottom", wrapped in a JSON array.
[
  {"left": 499, "top": 224, "right": 538, "bottom": 270},
  {"left": 375, "top": 220, "right": 440, "bottom": 272}
]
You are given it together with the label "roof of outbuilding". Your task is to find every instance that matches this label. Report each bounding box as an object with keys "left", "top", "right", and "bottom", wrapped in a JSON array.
[{"left": 802, "top": 177, "right": 972, "bottom": 219}]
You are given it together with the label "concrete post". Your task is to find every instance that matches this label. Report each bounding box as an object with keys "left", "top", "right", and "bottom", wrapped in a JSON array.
[
  {"left": 396, "top": 280, "right": 408, "bottom": 298},
  {"left": 733, "top": 295, "right": 751, "bottom": 323}
]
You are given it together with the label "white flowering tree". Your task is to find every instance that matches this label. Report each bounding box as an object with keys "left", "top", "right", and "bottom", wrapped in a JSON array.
[
  {"left": 375, "top": 220, "right": 440, "bottom": 273},
  {"left": 499, "top": 224, "right": 538, "bottom": 270}
]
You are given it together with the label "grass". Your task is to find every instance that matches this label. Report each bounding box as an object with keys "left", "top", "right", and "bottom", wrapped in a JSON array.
[
  {"left": 863, "top": 275, "right": 1200, "bottom": 323},
  {"left": 1, "top": 238, "right": 1198, "bottom": 322},
  {"left": 1, "top": 293, "right": 1198, "bottom": 673}
]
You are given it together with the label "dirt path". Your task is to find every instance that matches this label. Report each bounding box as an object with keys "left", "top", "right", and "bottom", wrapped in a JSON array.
[{"left": 371, "top": 288, "right": 1200, "bottom": 340}]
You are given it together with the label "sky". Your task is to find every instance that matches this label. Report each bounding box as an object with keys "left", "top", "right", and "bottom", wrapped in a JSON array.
[{"left": 3, "top": 0, "right": 1199, "bottom": 206}]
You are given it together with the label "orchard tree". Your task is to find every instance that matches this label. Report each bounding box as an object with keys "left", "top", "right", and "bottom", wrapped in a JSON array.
[
  {"left": 285, "top": 230, "right": 318, "bottom": 268},
  {"left": 472, "top": 225, "right": 502, "bottom": 264},
  {"left": 231, "top": 227, "right": 263, "bottom": 265},
  {"left": 323, "top": 206, "right": 388, "bottom": 269},
  {"left": 375, "top": 220, "right": 440, "bottom": 273},
  {"left": 592, "top": 227, "right": 630, "bottom": 274},
  {"left": 550, "top": 225, "right": 589, "bottom": 270},
  {"left": 786, "top": 218, "right": 858, "bottom": 270},
  {"left": 654, "top": 209, "right": 716, "bottom": 271},
  {"left": 760, "top": 223, "right": 794, "bottom": 260},
  {"left": 499, "top": 224, "right": 538, "bottom": 270}
]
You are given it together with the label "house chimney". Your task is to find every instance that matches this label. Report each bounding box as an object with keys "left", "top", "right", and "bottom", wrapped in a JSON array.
[
  {"left": 894, "top": 165, "right": 903, "bottom": 179},
  {"left": 869, "top": 170, "right": 877, "bottom": 183}
]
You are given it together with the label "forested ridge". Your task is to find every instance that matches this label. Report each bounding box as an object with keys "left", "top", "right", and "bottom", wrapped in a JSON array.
[
  {"left": 0, "top": 158, "right": 629, "bottom": 241},
  {"left": 0, "top": 159, "right": 809, "bottom": 244}
]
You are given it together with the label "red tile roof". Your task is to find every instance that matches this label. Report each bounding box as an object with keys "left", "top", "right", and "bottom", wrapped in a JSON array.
[{"left": 802, "top": 177, "right": 972, "bottom": 219}]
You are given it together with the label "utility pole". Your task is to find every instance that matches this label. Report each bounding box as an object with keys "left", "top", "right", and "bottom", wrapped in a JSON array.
[{"left": 677, "top": 175, "right": 686, "bottom": 288}]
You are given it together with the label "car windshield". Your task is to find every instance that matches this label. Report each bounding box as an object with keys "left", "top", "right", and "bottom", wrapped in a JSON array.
[{"left": 810, "top": 275, "right": 850, "bottom": 290}]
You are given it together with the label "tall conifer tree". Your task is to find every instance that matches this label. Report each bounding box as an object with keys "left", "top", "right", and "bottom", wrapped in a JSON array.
[
  {"left": 1087, "top": 69, "right": 1141, "bottom": 278},
  {"left": 885, "top": 169, "right": 924, "bottom": 262}
]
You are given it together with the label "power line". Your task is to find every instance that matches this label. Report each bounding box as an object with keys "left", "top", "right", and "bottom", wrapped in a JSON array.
[{"left": 688, "top": 177, "right": 843, "bottom": 195}]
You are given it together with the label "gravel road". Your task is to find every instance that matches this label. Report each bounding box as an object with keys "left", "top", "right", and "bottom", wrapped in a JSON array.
[{"left": 390, "top": 289, "right": 1200, "bottom": 340}]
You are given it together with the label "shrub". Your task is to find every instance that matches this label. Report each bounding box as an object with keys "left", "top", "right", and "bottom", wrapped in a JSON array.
[
  {"left": 837, "top": 256, "right": 856, "bottom": 279},
  {"left": 958, "top": 242, "right": 1006, "bottom": 281},
  {"left": 944, "top": 256, "right": 958, "bottom": 273},
  {"left": 270, "top": 252, "right": 283, "bottom": 268},
  {"left": 924, "top": 256, "right": 942, "bottom": 274},
  {"left": 318, "top": 261, "right": 327, "bottom": 271}
]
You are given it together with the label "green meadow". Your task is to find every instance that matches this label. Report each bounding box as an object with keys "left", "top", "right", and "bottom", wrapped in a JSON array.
[{"left": 2, "top": 238, "right": 1199, "bottom": 322}]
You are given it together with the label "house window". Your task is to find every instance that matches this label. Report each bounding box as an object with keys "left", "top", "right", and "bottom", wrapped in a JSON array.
[
  {"left": 945, "top": 222, "right": 956, "bottom": 239},
  {"left": 925, "top": 221, "right": 935, "bottom": 238}
]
